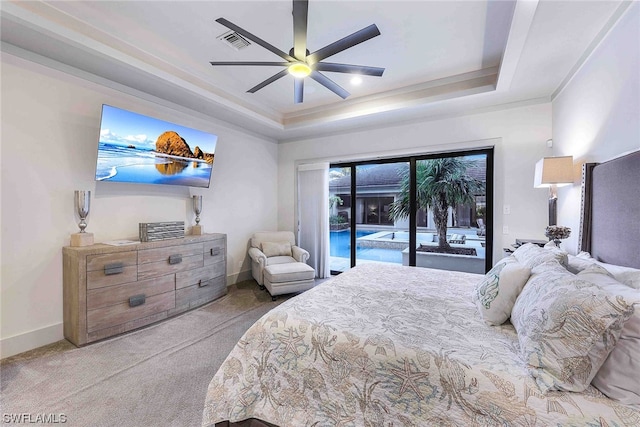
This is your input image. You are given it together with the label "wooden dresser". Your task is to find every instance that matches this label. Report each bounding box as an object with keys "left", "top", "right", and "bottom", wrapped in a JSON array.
[{"left": 62, "top": 233, "right": 227, "bottom": 346}]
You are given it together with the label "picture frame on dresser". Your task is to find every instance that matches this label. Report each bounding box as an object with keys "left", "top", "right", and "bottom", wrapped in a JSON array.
[{"left": 62, "top": 233, "right": 227, "bottom": 346}]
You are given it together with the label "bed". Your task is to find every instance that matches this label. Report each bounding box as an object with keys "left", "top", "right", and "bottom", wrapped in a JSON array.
[{"left": 203, "top": 151, "right": 640, "bottom": 426}]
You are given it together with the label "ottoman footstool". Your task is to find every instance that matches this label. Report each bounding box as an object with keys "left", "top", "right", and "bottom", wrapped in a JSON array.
[{"left": 263, "top": 262, "right": 315, "bottom": 300}]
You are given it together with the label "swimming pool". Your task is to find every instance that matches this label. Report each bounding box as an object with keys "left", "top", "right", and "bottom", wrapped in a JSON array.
[
  {"left": 330, "top": 228, "right": 486, "bottom": 273},
  {"left": 329, "top": 229, "right": 376, "bottom": 258},
  {"left": 330, "top": 229, "right": 404, "bottom": 265}
]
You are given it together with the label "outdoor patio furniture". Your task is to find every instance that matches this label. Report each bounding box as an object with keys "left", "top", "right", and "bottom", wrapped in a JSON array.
[
  {"left": 477, "top": 219, "right": 486, "bottom": 237},
  {"left": 448, "top": 234, "right": 467, "bottom": 244}
]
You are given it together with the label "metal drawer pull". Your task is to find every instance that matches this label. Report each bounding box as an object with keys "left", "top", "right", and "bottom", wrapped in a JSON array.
[
  {"left": 210, "top": 247, "right": 220, "bottom": 256},
  {"left": 104, "top": 262, "right": 124, "bottom": 275},
  {"left": 198, "top": 279, "right": 209, "bottom": 288},
  {"left": 168, "top": 254, "right": 183, "bottom": 265},
  {"left": 129, "top": 294, "right": 146, "bottom": 307}
]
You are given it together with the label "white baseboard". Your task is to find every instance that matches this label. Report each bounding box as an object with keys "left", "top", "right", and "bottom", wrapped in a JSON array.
[
  {"left": 1, "top": 323, "right": 64, "bottom": 359},
  {"left": 2, "top": 273, "right": 254, "bottom": 359},
  {"left": 227, "top": 269, "right": 252, "bottom": 285}
]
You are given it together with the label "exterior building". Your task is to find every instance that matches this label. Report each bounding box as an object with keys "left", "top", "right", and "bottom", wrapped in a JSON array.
[{"left": 329, "top": 158, "right": 486, "bottom": 231}]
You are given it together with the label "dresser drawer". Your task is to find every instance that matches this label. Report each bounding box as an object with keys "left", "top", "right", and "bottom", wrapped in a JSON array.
[
  {"left": 87, "top": 274, "right": 175, "bottom": 310},
  {"left": 138, "top": 254, "right": 203, "bottom": 280},
  {"left": 175, "top": 261, "right": 225, "bottom": 290},
  {"left": 138, "top": 243, "right": 203, "bottom": 265},
  {"left": 137, "top": 243, "right": 203, "bottom": 280},
  {"left": 87, "top": 251, "right": 137, "bottom": 271},
  {"left": 86, "top": 251, "right": 138, "bottom": 290},
  {"left": 175, "top": 276, "right": 226, "bottom": 310},
  {"left": 87, "top": 291, "right": 175, "bottom": 333},
  {"left": 203, "top": 238, "right": 226, "bottom": 265}
]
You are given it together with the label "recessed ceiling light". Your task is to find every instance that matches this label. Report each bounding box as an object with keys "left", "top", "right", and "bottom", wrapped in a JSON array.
[{"left": 350, "top": 76, "right": 363, "bottom": 85}]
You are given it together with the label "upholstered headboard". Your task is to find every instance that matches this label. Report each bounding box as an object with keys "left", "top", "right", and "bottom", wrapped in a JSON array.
[{"left": 579, "top": 150, "right": 640, "bottom": 268}]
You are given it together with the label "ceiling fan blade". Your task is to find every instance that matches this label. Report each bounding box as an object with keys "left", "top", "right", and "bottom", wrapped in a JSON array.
[
  {"left": 292, "top": 0, "right": 309, "bottom": 61},
  {"left": 294, "top": 78, "right": 304, "bottom": 103},
  {"left": 247, "top": 69, "right": 289, "bottom": 93},
  {"left": 216, "top": 18, "right": 295, "bottom": 62},
  {"left": 307, "top": 24, "right": 381, "bottom": 64},
  {"left": 314, "top": 62, "right": 385, "bottom": 77},
  {"left": 310, "top": 70, "right": 350, "bottom": 99},
  {"left": 210, "top": 62, "right": 290, "bottom": 67}
]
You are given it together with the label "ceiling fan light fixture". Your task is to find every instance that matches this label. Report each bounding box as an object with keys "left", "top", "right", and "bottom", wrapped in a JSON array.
[
  {"left": 288, "top": 62, "right": 311, "bottom": 78},
  {"left": 211, "top": 1, "right": 384, "bottom": 103}
]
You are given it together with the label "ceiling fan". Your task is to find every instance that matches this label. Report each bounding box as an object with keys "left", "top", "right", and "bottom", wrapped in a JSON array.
[{"left": 210, "top": 0, "right": 385, "bottom": 104}]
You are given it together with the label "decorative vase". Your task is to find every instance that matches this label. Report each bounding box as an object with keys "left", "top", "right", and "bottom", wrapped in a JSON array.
[
  {"left": 75, "top": 190, "right": 91, "bottom": 233},
  {"left": 192, "top": 195, "right": 204, "bottom": 235},
  {"left": 71, "top": 190, "right": 94, "bottom": 246},
  {"left": 544, "top": 225, "right": 571, "bottom": 249},
  {"left": 193, "top": 195, "right": 202, "bottom": 225}
]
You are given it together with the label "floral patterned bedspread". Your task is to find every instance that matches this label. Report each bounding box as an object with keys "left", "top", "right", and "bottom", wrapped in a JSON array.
[{"left": 203, "top": 263, "right": 639, "bottom": 426}]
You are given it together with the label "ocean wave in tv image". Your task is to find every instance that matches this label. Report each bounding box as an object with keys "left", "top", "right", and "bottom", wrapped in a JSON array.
[{"left": 95, "top": 143, "right": 213, "bottom": 187}]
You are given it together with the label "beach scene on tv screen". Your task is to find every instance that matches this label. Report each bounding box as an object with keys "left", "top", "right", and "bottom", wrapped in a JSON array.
[{"left": 96, "top": 105, "right": 218, "bottom": 188}]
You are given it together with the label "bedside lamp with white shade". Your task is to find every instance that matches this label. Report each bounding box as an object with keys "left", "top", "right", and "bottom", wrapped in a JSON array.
[{"left": 534, "top": 156, "right": 574, "bottom": 226}]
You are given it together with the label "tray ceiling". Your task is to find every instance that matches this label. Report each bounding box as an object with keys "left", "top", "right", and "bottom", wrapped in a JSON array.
[{"left": 0, "top": 0, "right": 628, "bottom": 140}]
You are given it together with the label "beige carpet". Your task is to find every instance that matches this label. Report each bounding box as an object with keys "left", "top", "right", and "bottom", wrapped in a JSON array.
[{"left": 0, "top": 280, "right": 300, "bottom": 427}]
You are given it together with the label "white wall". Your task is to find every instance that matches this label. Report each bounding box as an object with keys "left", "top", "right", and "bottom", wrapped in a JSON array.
[
  {"left": 278, "top": 102, "right": 555, "bottom": 264},
  {"left": 553, "top": 2, "right": 640, "bottom": 254},
  {"left": 0, "top": 52, "right": 279, "bottom": 357}
]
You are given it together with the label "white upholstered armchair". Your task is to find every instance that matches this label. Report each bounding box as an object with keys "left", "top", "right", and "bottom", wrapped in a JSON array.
[{"left": 248, "top": 231, "right": 310, "bottom": 287}]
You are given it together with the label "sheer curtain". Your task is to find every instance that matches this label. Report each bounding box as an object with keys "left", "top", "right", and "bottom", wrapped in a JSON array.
[{"left": 297, "top": 162, "right": 330, "bottom": 278}]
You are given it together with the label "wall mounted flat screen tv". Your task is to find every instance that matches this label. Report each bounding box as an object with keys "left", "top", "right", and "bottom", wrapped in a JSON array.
[{"left": 95, "top": 104, "right": 218, "bottom": 188}]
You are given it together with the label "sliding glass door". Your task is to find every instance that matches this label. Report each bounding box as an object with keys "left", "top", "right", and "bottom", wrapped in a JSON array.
[
  {"left": 329, "top": 166, "right": 352, "bottom": 272},
  {"left": 354, "top": 162, "right": 409, "bottom": 267},
  {"left": 329, "top": 148, "right": 493, "bottom": 274}
]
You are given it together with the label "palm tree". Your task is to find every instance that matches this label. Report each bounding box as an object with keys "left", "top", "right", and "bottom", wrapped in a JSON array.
[{"left": 389, "top": 158, "right": 484, "bottom": 250}]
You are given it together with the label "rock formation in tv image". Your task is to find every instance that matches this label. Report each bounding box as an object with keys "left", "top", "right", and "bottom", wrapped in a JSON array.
[{"left": 155, "top": 131, "right": 214, "bottom": 163}]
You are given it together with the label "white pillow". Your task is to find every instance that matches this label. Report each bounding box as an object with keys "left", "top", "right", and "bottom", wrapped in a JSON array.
[
  {"left": 511, "top": 261, "right": 634, "bottom": 393},
  {"left": 577, "top": 251, "right": 593, "bottom": 259},
  {"left": 512, "top": 243, "right": 568, "bottom": 269},
  {"left": 543, "top": 240, "right": 571, "bottom": 264},
  {"left": 595, "top": 262, "right": 640, "bottom": 290},
  {"left": 578, "top": 264, "right": 640, "bottom": 407},
  {"left": 566, "top": 254, "right": 597, "bottom": 274},
  {"left": 472, "top": 256, "right": 531, "bottom": 325},
  {"left": 573, "top": 252, "right": 640, "bottom": 289},
  {"left": 261, "top": 241, "right": 292, "bottom": 257}
]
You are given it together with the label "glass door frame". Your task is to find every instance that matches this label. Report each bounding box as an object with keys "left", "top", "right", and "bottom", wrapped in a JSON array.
[{"left": 330, "top": 147, "right": 494, "bottom": 274}]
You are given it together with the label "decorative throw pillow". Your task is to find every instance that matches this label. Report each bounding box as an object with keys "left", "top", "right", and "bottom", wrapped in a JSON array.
[
  {"left": 577, "top": 263, "right": 616, "bottom": 280},
  {"left": 617, "top": 270, "right": 640, "bottom": 290},
  {"left": 578, "top": 265, "right": 640, "bottom": 406},
  {"left": 595, "top": 262, "right": 640, "bottom": 290},
  {"left": 566, "top": 254, "right": 597, "bottom": 274},
  {"left": 571, "top": 252, "right": 640, "bottom": 289},
  {"left": 576, "top": 251, "right": 593, "bottom": 259},
  {"left": 543, "top": 240, "right": 570, "bottom": 262},
  {"left": 511, "top": 262, "right": 634, "bottom": 393},
  {"left": 472, "top": 256, "right": 531, "bottom": 325},
  {"left": 261, "top": 241, "right": 292, "bottom": 258},
  {"left": 512, "top": 243, "right": 568, "bottom": 269}
]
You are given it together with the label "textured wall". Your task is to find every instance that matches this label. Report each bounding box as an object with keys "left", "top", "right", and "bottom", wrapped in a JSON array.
[
  {"left": 552, "top": 3, "right": 640, "bottom": 254},
  {"left": 278, "top": 102, "right": 554, "bottom": 266},
  {"left": 0, "top": 53, "right": 279, "bottom": 357}
]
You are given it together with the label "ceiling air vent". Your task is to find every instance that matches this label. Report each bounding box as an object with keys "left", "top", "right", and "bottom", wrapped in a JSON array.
[{"left": 217, "top": 30, "right": 251, "bottom": 50}]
